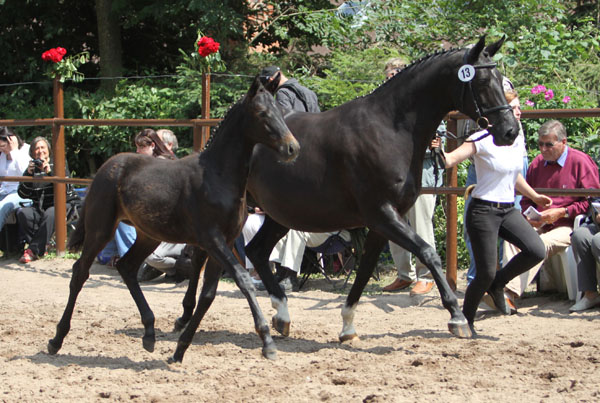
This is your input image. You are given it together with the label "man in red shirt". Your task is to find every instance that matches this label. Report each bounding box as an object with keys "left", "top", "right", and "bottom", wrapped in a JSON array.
[{"left": 502, "top": 120, "right": 600, "bottom": 310}]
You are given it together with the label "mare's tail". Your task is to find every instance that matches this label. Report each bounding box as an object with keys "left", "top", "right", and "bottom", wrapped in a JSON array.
[{"left": 67, "top": 203, "right": 86, "bottom": 252}]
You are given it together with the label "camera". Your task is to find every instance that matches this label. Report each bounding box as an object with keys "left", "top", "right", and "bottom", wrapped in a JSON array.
[{"left": 32, "top": 159, "right": 44, "bottom": 167}]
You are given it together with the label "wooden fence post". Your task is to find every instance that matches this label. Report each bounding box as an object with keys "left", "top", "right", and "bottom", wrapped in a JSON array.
[
  {"left": 445, "top": 117, "right": 459, "bottom": 291},
  {"left": 193, "top": 70, "right": 211, "bottom": 152},
  {"left": 52, "top": 77, "right": 67, "bottom": 256}
]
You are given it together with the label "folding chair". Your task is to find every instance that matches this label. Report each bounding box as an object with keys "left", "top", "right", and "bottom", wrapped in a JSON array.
[{"left": 298, "top": 232, "right": 355, "bottom": 290}]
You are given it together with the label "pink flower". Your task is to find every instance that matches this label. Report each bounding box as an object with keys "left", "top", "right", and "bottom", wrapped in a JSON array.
[
  {"left": 525, "top": 100, "right": 535, "bottom": 106},
  {"left": 531, "top": 85, "right": 547, "bottom": 95},
  {"left": 544, "top": 89, "right": 554, "bottom": 101},
  {"left": 562, "top": 96, "right": 571, "bottom": 104}
]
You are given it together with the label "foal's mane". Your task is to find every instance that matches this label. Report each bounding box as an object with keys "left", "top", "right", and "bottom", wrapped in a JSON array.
[{"left": 199, "top": 95, "right": 247, "bottom": 152}]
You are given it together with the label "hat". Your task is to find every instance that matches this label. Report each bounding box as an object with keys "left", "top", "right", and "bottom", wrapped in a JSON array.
[{"left": 259, "top": 66, "right": 281, "bottom": 84}]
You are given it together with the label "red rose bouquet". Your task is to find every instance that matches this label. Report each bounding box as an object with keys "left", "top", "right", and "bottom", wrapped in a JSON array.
[
  {"left": 177, "top": 32, "right": 225, "bottom": 74},
  {"left": 41, "top": 46, "right": 89, "bottom": 83},
  {"left": 197, "top": 37, "right": 220, "bottom": 57}
]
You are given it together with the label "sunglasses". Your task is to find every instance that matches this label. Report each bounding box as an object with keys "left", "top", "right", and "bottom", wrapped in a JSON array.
[{"left": 538, "top": 141, "right": 558, "bottom": 148}]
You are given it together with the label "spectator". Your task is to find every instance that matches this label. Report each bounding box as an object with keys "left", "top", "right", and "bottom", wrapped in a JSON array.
[
  {"left": 384, "top": 124, "right": 445, "bottom": 295},
  {"left": 442, "top": 120, "right": 552, "bottom": 333},
  {"left": 503, "top": 120, "right": 600, "bottom": 308},
  {"left": 17, "top": 136, "right": 80, "bottom": 263},
  {"left": 258, "top": 66, "right": 320, "bottom": 113},
  {"left": 157, "top": 129, "right": 178, "bottom": 156},
  {"left": 569, "top": 199, "right": 600, "bottom": 312},
  {"left": 0, "top": 127, "right": 31, "bottom": 233}
]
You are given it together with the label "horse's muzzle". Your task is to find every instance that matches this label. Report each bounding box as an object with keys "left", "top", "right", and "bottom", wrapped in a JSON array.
[{"left": 279, "top": 133, "right": 300, "bottom": 162}]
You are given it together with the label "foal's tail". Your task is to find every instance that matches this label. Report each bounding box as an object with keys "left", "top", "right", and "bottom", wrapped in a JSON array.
[{"left": 67, "top": 203, "right": 86, "bottom": 252}]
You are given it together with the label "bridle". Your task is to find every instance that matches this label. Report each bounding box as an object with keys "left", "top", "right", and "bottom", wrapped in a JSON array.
[{"left": 453, "top": 50, "right": 512, "bottom": 142}]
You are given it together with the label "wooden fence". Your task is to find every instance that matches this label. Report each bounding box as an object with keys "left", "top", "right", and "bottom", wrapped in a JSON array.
[{"left": 1, "top": 75, "right": 600, "bottom": 290}]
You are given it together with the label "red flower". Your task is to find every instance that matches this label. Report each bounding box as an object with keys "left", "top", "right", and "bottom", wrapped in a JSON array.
[
  {"left": 42, "top": 47, "right": 67, "bottom": 63},
  {"left": 197, "top": 37, "right": 220, "bottom": 57}
]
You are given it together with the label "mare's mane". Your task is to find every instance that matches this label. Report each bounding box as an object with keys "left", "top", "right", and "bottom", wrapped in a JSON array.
[{"left": 367, "top": 48, "right": 463, "bottom": 98}]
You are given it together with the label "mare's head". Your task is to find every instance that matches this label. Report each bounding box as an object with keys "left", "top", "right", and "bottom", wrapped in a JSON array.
[
  {"left": 244, "top": 76, "right": 300, "bottom": 162},
  {"left": 456, "top": 36, "right": 519, "bottom": 146}
]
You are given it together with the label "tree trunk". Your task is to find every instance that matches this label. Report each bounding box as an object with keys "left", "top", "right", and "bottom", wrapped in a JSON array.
[{"left": 95, "top": 0, "right": 123, "bottom": 93}]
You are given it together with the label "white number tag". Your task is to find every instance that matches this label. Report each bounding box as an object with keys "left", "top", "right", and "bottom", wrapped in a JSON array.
[{"left": 458, "top": 65, "right": 476, "bottom": 82}]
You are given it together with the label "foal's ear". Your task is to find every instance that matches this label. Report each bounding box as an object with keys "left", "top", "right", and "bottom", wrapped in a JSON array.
[
  {"left": 484, "top": 35, "right": 506, "bottom": 58},
  {"left": 248, "top": 75, "right": 263, "bottom": 98},
  {"left": 466, "top": 35, "right": 486, "bottom": 64}
]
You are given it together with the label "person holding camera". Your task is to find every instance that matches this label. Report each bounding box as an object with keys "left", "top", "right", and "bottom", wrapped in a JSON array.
[
  {"left": 0, "top": 127, "right": 31, "bottom": 234},
  {"left": 16, "top": 136, "right": 80, "bottom": 263}
]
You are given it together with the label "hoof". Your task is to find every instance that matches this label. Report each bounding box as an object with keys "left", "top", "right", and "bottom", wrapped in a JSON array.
[
  {"left": 142, "top": 336, "right": 155, "bottom": 353},
  {"left": 272, "top": 316, "right": 290, "bottom": 337},
  {"left": 262, "top": 346, "right": 277, "bottom": 360},
  {"left": 448, "top": 319, "right": 472, "bottom": 339},
  {"left": 173, "top": 317, "right": 187, "bottom": 332},
  {"left": 167, "top": 354, "right": 182, "bottom": 364},
  {"left": 339, "top": 332, "right": 358, "bottom": 343},
  {"left": 47, "top": 339, "right": 61, "bottom": 355}
]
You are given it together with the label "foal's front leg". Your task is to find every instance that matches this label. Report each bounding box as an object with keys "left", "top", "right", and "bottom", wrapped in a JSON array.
[{"left": 170, "top": 236, "right": 276, "bottom": 363}]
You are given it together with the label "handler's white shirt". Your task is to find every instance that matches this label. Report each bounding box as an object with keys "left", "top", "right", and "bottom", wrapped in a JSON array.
[{"left": 470, "top": 130, "right": 525, "bottom": 203}]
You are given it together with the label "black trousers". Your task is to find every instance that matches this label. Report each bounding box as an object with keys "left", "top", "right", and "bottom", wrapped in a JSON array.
[
  {"left": 463, "top": 200, "right": 545, "bottom": 324},
  {"left": 17, "top": 205, "right": 55, "bottom": 257}
]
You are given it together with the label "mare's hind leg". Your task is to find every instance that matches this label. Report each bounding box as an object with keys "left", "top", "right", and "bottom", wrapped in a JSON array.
[
  {"left": 174, "top": 247, "right": 208, "bottom": 332},
  {"left": 171, "top": 235, "right": 276, "bottom": 363},
  {"left": 339, "top": 231, "right": 387, "bottom": 342},
  {"left": 48, "top": 224, "right": 116, "bottom": 354},
  {"left": 369, "top": 209, "right": 471, "bottom": 338},
  {"left": 245, "top": 215, "right": 291, "bottom": 336},
  {"left": 115, "top": 234, "right": 161, "bottom": 352}
]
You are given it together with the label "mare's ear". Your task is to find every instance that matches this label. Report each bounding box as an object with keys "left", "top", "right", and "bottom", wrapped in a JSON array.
[
  {"left": 248, "top": 75, "right": 262, "bottom": 98},
  {"left": 484, "top": 35, "right": 506, "bottom": 58},
  {"left": 466, "top": 35, "right": 486, "bottom": 64}
]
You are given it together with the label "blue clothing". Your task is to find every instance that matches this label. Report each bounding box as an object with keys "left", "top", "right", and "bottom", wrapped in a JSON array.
[{"left": 97, "top": 223, "right": 136, "bottom": 264}]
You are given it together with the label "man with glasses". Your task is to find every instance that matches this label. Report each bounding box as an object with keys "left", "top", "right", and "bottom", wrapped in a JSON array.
[{"left": 502, "top": 119, "right": 600, "bottom": 309}]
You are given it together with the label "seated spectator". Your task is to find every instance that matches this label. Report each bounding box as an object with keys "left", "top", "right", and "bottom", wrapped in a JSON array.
[
  {"left": 157, "top": 129, "right": 178, "bottom": 156},
  {"left": 502, "top": 120, "right": 600, "bottom": 308},
  {"left": 98, "top": 129, "right": 174, "bottom": 266},
  {"left": 0, "top": 127, "right": 31, "bottom": 233},
  {"left": 569, "top": 199, "right": 600, "bottom": 312},
  {"left": 17, "top": 136, "right": 81, "bottom": 263},
  {"left": 241, "top": 209, "right": 351, "bottom": 292}
]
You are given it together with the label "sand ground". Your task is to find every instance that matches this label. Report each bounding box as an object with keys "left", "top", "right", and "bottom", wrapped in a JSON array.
[{"left": 1, "top": 257, "right": 599, "bottom": 402}]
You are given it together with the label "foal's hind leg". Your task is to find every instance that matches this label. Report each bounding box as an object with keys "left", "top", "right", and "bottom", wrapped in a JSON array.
[
  {"left": 174, "top": 248, "right": 208, "bottom": 332},
  {"left": 48, "top": 227, "right": 115, "bottom": 355},
  {"left": 245, "top": 216, "right": 291, "bottom": 336},
  {"left": 115, "top": 235, "right": 161, "bottom": 352}
]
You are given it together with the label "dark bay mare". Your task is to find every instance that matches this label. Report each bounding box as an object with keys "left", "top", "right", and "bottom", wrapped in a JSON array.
[
  {"left": 237, "top": 36, "right": 519, "bottom": 344},
  {"left": 47, "top": 77, "right": 300, "bottom": 363}
]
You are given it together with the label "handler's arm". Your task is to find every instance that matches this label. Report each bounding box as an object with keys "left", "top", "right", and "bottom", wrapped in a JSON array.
[{"left": 443, "top": 142, "right": 476, "bottom": 168}]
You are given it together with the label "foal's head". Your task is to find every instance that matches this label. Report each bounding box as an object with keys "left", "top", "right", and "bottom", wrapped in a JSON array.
[
  {"left": 244, "top": 76, "right": 300, "bottom": 162},
  {"left": 457, "top": 36, "right": 520, "bottom": 146}
]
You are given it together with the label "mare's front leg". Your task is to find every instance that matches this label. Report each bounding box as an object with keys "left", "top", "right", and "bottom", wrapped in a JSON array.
[
  {"left": 170, "top": 235, "right": 276, "bottom": 363},
  {"left": 116, "top": 236, "right": 161, "bottom": 352},
  {"left": 340, "top": 231, "right": 387, "bottom": 342},
  {"left": 369, "top": 206, "right": 471, "bottom": 338},
  {"left": 245, "top": 215, "right": 292, "bottom": 336},
  {"left": 174, "top": 248, "right": 208, "bottom": 332}
]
